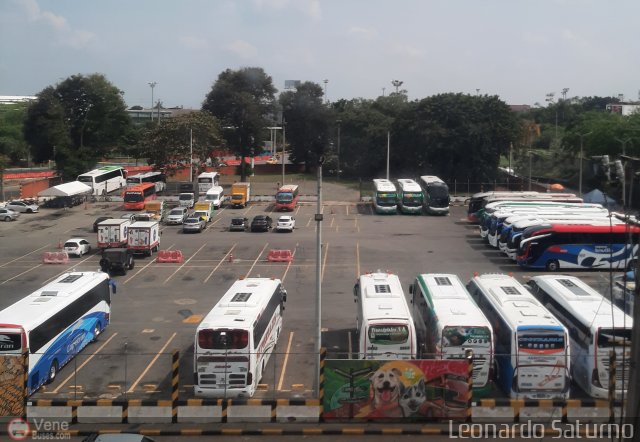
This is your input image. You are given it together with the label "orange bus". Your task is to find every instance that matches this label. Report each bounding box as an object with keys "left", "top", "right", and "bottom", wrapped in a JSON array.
[
  {"left": 275, "top": 184, "right": 299, "bottom": 211},
  {"left": 124, "top": 182, "right": 157, "bottom": 210}
]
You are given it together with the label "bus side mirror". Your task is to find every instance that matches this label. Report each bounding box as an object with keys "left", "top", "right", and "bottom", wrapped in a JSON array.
[
  {"left": 409, "top": 285, "right": 414, "bottom": 294},
  {"left": 281, "top": 290, "right": 287, "bottom": 303}
]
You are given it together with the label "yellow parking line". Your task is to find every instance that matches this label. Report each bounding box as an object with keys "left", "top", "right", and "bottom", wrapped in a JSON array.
[
  {"left": 1, "top": 264, "right": 43, "bottom": 285},
  {"left": 0, "top": 244, "right": 51, "bottom": 268},
  {"left": 356, "top": 242, "right": 360, "bottom": 278},
  {"left": 123, "top": 243, "right": 174, "bottom": 285},
  {"left": 163, "top": 243, "right": 207, "bottom": 284},
  {"left": 203, "top": 243, "right": 237, "bottom": 283},
  {"left": 127, "top": 332, "right": 176, "bottom": 393},
  {"left": 280, "top": 243, "right": 298, "bottom": 283},
  {"left": 52, "top": 332, "right": 118, "bottom": 393},
  {"left": 245, "top": 243, "right": 269, "bottom": 278},
  {"left": 277, "top": 331, "right": 294, "bottom": 390}
]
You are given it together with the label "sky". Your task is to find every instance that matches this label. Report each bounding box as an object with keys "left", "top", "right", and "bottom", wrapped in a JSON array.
[{"left": 1, "top": 0, "right": 639, "bottom": 110}]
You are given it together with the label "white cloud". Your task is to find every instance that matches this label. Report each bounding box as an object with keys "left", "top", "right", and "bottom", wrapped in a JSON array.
[
  {"left": 389, "top": 43, "right": 424, "bottom": 59},
  {"left": 17, "top": 0, "right": 94, "bottom": 48},
  {"left": 180, "top": 35, "right": 208, "bottom": 50},
  {"left": 253, "top": 0, "right": 321, "bottom": 20},
  {"left": 226, "top": 40, "right": 258, "bottom": 59},
  {"left": 348, "top": 26, "right": 377, "bottom": 40}
]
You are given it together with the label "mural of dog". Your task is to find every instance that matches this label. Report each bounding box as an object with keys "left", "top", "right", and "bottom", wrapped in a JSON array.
[{"left": 365, "top": 366, "right": 403, "bottom": 417}]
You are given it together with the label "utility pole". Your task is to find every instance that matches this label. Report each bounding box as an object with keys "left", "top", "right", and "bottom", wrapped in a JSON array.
[
  {"left": 148, "top": 81, "right": 157, "bottom": 122},
  {"left": 577, "top": 131, "right": 592, "bottom": 198},
  {"left": 314, "top": 156, "right": 324, "bottom": 397},
  {"left": 386, "top": 131, "right": 390, "bottom": 180}
]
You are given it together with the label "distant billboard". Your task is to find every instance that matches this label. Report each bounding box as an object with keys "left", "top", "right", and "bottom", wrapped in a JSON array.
[{"left": 284, "top": 80, "right": 301, "bottom": 90}]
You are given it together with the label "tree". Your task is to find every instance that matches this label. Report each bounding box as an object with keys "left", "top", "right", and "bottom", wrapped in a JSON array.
[
  {"left": 139, "top": 111, "right": 223, "bottom": 177},
  {"left": 202, "top": 68, "right": 277, "bottom": 181},
  {"left": 280, "top": 82, "right": 332, "bottom": 172},
  {"left": 0, "top": 103, "right": 30, "bottom": 165},
  {"left": 23, "top": 74, "right": 132, "bottom": 180}
]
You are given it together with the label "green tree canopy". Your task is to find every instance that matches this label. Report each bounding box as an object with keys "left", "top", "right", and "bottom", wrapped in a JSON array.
[
  {"left": 139, "top": 111, "right": 223, "bottom": 177},
  {"left": 23, "top": 74, "right": 132, "bottom": 180},
  {"left": 202, "top": 67, "right": 277, "bottom": 181},
  {"left": 280, "top": 82, "right": 332, "bottom": 172}
]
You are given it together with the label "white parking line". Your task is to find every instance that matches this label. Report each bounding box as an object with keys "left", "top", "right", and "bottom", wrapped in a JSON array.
[
  {"left": 280, "top": 242, "right": 298, "bottom": 283},
  {"left": 245, "top": 243, "right": 269, "bottom": 278},
  {"left": 0, "top": 244, "right": 51, "bottom": 268},
  {"left": 163, "top": 243, "right": 207, "bottom": 284},
  {"left": 203, "top": 243, "right": 237, "bottom": 283},
  {"left": 1, "top": 264, "right": 43, "bottom": 285},
  {"left": 123, "top": 243, "right": 175, "bottom": 285}
]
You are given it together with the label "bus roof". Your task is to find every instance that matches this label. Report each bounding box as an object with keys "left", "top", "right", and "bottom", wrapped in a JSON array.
[
  {"left": 373, "top": 179, "right": 396, "bottom": 192},
  {"left": 529, "top": 275, "right": 632, "bottom": 330},
  {"left": 125, "top": 182, "right": 155, "bottom": 192},
  {"left": 197, "top": 171, "right": 219, "bottom": 179},
  {"left": 485, "top": 201, "right": 601, "bottom": 211},
  {"left": 357, "top": 272, "right": 411, "bottom": 322},
  {"left": 527, "top": 223, "right": 640, "bottom": 234},
  {"left": 397, "top": 179, "right": 422, "bottom": 193},
  {"left": 416, "top": 274, "right": 491, "bottom": 327},
  {"left": 419, "top": 175, "right": 446, "bottom": 186},
  {"left": 277, "top": 184, "right": 299, "bottom": 193},
  {"left": 198, "top": 278, "right": 282, "bottom": 330},
  {"left": 78, "top": 166, "right": 124, "bottom": 177},
  {"left": 469, "top": 274, "right": 564, "bottom": 330},
  {"left": 0, "top": 272, "right": 108, "bottom": 332}
]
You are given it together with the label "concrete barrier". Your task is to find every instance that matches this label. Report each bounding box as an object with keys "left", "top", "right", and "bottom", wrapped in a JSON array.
[
  {"left": 177, "top": 405, "right": 223, "bottom": 423},
  {"left": 77, "top": 406, "right": 122, "bottom": 423},
  {"left": 471, "top": 406, "right": 515, "bottom": 423},
  {"left": 227, "top": 405, "right": 272, "bottom": 423},
  {"left": 127, "top": 405, "right": 172, "bottom": 424},
  {"left": 275, "top": 405, "right": 320, "bottom": 423},
  {"left": 519, "top": 406, "right": 563, "bottom": 423},
  {"left": 27, "top": 406, "right": 72, "bottom": 424}
]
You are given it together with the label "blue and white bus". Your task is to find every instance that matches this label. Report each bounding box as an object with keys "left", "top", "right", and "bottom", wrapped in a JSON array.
[
  {"left": 467, "top": 273, "right": 570, "bottom": 399},
  {"left": 77, "top": 165, "right": 127, "bottom": 196},
  {"left": 397, "top": 179, "right": 423, "bottom": 214},
  {"left": 0, "top": 272, "right": 112, "bottom": 395},
  {"left": 372, "top": 179, "right": 398, "bottom": 214}
]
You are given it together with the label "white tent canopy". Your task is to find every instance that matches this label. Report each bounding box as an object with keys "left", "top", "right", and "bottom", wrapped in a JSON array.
[{"left": 38, "top": 181, "right": 92, "bottom": 197}]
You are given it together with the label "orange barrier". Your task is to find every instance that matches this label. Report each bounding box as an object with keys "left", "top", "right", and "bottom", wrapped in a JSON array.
[
  {"left": 156, "top": 250, "right": 184, "bottom": 263},
  {"left": 267, "top": 249, "right": 293, "bottom": 263},
  {"left": 42, "top": 251, "right": 69, "bottom": 264}
]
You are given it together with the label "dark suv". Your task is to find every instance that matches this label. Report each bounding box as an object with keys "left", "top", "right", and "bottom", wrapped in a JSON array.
[
  {"left": 230, "top": 217, "right": 249, "bottom": 231},
  {"left": 99, "top": 248, "right": 135, "bottom": 275},
  {"left": 251, "top": 215, "right": 273, "bottom": 232}
]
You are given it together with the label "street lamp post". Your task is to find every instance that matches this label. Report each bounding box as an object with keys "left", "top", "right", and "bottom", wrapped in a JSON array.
[
  {"left": 323, "top": 79, "right": 328, "bottom": 103},
  {"left": 577, "top": 131, "right": 592, "bottom": 197},
  {"left": 148, "top": 82, "right": 157, "bottom": 122},
  {"left": 282, "top": 120, "right": 286, "bottom": 186},
  {"left": 386, "top": 131, "right": 390, "bottom": 180},
  {"left": 616, "top": 137, "right": 632, "bottom": 207},
  {"left": 314, "top": 156, "right": 324, "bottom": 397}
]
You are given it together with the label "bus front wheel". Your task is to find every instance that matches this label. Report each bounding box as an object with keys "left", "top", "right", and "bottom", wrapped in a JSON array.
[
  {"left": 46, "top": 361, "right": 58, "bottom": 384},
  {"left": 546, "top": 260, "right": 560, "bottom": 272},
  {"left": 92, "top": 322, "right": 101, "bottom": 341}
]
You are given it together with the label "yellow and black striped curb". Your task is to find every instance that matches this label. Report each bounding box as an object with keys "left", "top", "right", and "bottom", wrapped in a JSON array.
[{"left": 29, "top": 399, "right": 322, "bottom": 407}]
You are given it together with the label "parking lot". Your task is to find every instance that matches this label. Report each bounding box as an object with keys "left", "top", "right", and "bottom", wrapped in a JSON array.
[{"left": 0, "top": 190, "right": 619, "bottom": 402}]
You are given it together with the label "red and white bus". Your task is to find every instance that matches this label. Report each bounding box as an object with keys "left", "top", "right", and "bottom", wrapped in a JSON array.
[
  {"left": 194, "top": 278, "right": 287, "bottom": 398},
  {"left": 123, "top": 182, "right": 157, "bottom": 210},
  {"left": 275, "top": 184, "right": 299, "bottom": 211}
]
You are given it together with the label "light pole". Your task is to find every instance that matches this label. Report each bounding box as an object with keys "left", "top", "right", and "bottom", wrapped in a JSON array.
[
  {"left": 282, "top": 119, "right": 286, "bottom": 186},
  {"left": 314, "top": 155, "right": 324, "bottom": 397},
  {"left": 546, "top": 92, "right": 557, "bottom": 140},
  {"left": 323, "top": 79, "right": 328, "bottom": 103},
  {"left": 391, "top": 80, "right": 403, "bottom": 94},
  {"left": 336, "top": 120, "right": 341, "bottom": 180},
  {"left": 386, "top": 131, "right": 390, "bottom": 180},
  {"left": 148, "top": 82, "right": 157, "bottom": 122},
  {"left": 616, "top": 137, "right": 632, "bottom": 207},
  {"left": 577, "top": 131, "right": 592, "bottom": 197}
]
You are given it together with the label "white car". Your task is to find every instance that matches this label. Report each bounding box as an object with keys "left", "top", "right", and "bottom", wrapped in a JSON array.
[
  {"left": 6, "top": 200, "right": 39, "bottom": 213},
  {"left": 276, "top": 215, "right": 296, "bottom": 232},
  {"left": 64, "top": 238, "right": 92, "bottom": 257},
  {"left": 165, "top": 207, "right": 188, "bottom": 225},
  {"left": 0, "top": 207, "right": 20, "bottom": 221}
]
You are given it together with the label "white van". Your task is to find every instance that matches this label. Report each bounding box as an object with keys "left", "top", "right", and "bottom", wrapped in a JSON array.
[
  {"left": 179, "top": 192, "right": 195, "bottom": 209},
  {"left": 205, "top": 185, "right": 224, "bottom": 209}
]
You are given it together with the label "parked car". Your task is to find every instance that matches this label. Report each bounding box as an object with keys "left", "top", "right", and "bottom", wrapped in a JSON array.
[
  {"left": 99, "top": 248, "right": 135, "bottom": 275},
  {"left": 183, "top": 216, "right": 206, "bottom": 233},
  {"left": 0, "top": 207, "right": 20, "bottom": 221},
  {"left": 266, "top": 156, "right": 279, "bottom": 164},
  {"left": 64, "top": 238, "right": 92, "bottom": 257},
  {"left": 93, "top": 216, "right": 111, "bottom": 232},
  {"left": 165, "top": 207, "right": 188, "bottom": 225},
  {"left": 276, "top": 215, "right": 296, "bottom": 232},
  {"left": 6, "top": 200, "right": 39, "bottom": 213},
  {"left": 229, "top": 217, "right": 249, "bottom": 231},
  {"left": 251, "top": 215, "right": 273, "bottom": 232}
]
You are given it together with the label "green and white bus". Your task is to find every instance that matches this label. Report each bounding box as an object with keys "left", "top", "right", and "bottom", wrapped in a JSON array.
[
  {"left": 397, "top": 178, "right": 423, "bottom": 214},
  {"left": 372, "top": 179, "right": 398, "bottom": 214}
]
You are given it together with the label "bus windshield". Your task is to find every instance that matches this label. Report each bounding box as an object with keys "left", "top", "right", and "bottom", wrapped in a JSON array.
[
  {"left": 429, "top": 187, "right": 449, "bottom": 199},
  {"left": 403, "top": 192, "right": 423, "bottom": 205},
  {"left": 376, "top": 193, "right": 396, "bottom": 205},
  {"left": 198, "top": 329, "right": 249, "bottom": 350},
  {"left": 368, "top": 325, "right": 409, "bottom": 345},
  {"left": 0, "top": 331, "right": 23, "bottom": 353},
  {"left": 77, "top": 176, "right": 92, "bottom": 183},
  {"left": 124, "top": 192, "right": 143, "bottom": 202},
  {"left": 597, "top": 328, "right": 632, "bottom": 348},
  {"left": 443, "top": 326, "right": 491, "bottom": 347},
  {"left": 276, "top": 193, "right": 293, "bottom": 202}
]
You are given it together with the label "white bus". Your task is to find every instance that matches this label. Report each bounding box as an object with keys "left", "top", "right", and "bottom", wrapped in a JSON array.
[
  {"left": 397, "top": 178, "right": 424, "bottom": 214},
  {"left": 194, "top": 278, "right": 287, "bottom": 398},
  {"left": 410, "top": 273, "right": 493, "bottom": 394},
  {"left": 419, "top": 176, "right": 450, "bottom": 215},
  {"left": 197, "top": 172, "right": 220, "bottom": 195},
  {"left": 466, "top": 273, "right": 570, "bottom": 399},
  {"left": 353, "top": 271, "right": 417, "bottom": 359},
  {"left": 77, "top": 165, "right": 127, "bottom": 196},
  {"left": 126, "top": 171, "right": 166, "bottom": 193},
  {"left": 527, "top": 275, "right": 632, "bottom": 399},
  {"left": 372, "top": 179, "right": 397, "bottom": 214},
  {"left": 0, "top": 272, "right": 112, "bottom": 395}
]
